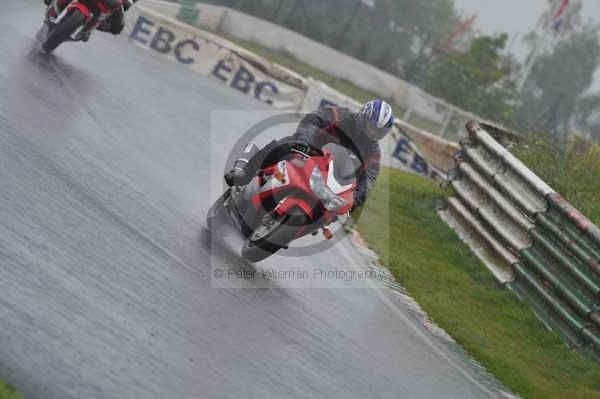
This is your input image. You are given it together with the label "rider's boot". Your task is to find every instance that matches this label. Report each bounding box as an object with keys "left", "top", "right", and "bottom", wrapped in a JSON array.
[
  {"left": 224, "top": 167, "right": 249, "bottom": 187},
  {"left": 224, "top": 142, "right": 260, "bottom": 187},
  {"left": 97, "top": 12, "right": 125, "bottom": 35}
]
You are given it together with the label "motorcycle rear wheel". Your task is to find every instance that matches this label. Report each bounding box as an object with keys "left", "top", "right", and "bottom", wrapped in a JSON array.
[{"left": 41, "top": 9, "right": 85, "bottom": 54}]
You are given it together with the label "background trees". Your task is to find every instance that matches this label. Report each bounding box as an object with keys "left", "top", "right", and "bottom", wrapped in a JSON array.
[
  {"left": 206, "top": 0, "right": 600, "bottom": 141},
  {"left": 209, "top": 0, "right": 464, "bottom": 80},
  {"left": 425, "top": 34, "right": 518, "bottom": 126},
  {"left": 518, "top": 1, "right": 600, "bottom": 140}
]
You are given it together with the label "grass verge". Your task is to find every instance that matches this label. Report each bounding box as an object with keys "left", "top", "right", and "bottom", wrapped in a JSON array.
[
  {"left": 0, "top": 380, "right": 22, "bottom": 399},
  {"left": 356, "top": 167, "right": 600, "bottom": 399},
  {"left": 512, "top": 135, "right": 600, "bottom": 222}
]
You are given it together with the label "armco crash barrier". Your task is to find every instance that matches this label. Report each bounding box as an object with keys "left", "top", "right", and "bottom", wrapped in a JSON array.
[
  {"left": 124, "top": 5, "right": 450, "bottom": 180},
  {"left": 439, "top": 121, "right": 600, "bottom": 360}
]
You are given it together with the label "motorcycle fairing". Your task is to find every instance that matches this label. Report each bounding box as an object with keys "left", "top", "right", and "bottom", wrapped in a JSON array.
[
  {"left": 258, "top": 161, "right": 290, "bottom": 194},
  {"left": 326, "top": 160, "right": 354, "bottom": 195},
  {"left": 275, "top": 196, "right": 315, "bottom": 221},
  {"left": 252, "top": 151, "right": 354, "bottom": 223}
]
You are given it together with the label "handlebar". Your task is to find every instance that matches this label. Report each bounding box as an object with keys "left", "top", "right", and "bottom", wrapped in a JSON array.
[{"left": 290, "top": 143, "right": 324, "bottom": 158}]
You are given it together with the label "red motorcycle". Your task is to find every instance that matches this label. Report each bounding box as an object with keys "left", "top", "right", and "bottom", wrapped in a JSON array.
[
  {"left": 207, "top": 144, "right": 358, "bottom": 262},
  {"left": 38, "top": 0, "right": 124, "bottom": 54}
]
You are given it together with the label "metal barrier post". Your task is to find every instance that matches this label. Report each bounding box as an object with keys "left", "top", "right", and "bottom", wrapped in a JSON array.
[
  {"left": 402, "top": 105, "right": 413, "bottom": 124},
  {"left": 439, "top": 109, "right": 454, "bottom": 138}
]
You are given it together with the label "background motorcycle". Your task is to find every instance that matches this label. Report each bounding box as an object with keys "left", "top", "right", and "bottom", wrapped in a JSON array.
[
  {"left": 208, "top": 143, "right": 358, "bottom": 263},
  {"left": 38, "top": 0, "right": 123, "bottom": 54}
]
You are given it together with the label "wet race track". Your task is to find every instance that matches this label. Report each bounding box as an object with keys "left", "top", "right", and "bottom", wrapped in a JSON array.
[{"left": 0, "top": 1, "right": 508, "bottom": 398}]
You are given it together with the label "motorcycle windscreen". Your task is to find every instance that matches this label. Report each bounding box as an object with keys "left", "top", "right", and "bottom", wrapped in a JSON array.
[{"left": 322, "top": 143, "right": 359, "bottom": 188}]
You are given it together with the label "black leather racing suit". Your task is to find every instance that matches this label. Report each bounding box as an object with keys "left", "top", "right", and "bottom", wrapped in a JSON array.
[
  {"left": 243, "top": 107, "right": 381, "bottom": 210},
  {"left": 100, "top": 0, "right": 138, "bottom": 34}
]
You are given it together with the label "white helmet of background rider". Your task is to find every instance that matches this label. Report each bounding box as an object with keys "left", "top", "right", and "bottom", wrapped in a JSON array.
[{"left": 356, "top": 100, "right": 395, "bottom": 141}]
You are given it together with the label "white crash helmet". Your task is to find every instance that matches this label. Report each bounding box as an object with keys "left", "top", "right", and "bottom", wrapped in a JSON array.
[{"left": 356, "top": 100, "right": 395, "bottom": 141}]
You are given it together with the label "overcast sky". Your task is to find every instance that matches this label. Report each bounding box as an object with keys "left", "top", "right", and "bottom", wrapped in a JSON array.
[
  {"left": 452, "top": 0, "right": 600, "bottom": 91},
  {"left": 453, "top": 0, "right": 600, "bottom": 59}
]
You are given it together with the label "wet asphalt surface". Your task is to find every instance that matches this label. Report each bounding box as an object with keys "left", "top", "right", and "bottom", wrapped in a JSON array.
[{"left": 0, "top": 1, "right": 505, "bottom": 398}]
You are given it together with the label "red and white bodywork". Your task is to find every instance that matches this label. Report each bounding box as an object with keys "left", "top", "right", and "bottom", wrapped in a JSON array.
[
  {"left": 256, "top": 150, "right": 354, "bottom": 227},
  {"left": 40, "top": 0, "right": 123, "bottom": 52},
  {"left": 208, "top": 144, "right": 357, "bottom": 262}
]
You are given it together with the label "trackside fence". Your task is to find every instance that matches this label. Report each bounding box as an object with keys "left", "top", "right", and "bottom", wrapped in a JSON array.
[
  {"left": 439, "top": 121, "right": 600, "bottom": 361},
  {"left": 125, "top": 3, "right": 457, "bottom": 180}
]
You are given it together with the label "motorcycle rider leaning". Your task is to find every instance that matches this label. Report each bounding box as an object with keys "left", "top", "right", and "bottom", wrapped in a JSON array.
[
  {"left": 225, "top": 100, "right": 395, "bottom": 211},
  {"left": 43, "top": 0, "right": 137, "bottom": 35}
]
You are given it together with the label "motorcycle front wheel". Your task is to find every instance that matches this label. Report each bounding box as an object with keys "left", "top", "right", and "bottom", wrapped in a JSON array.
[
  {"left": 41, "top": 9, "right": 85, "bottom": 54},
  {"left": 242, "top": 212, "right": 302, "bottom": 263}
]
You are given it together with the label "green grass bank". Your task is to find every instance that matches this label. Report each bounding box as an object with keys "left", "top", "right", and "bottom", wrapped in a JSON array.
[
  {"left": 355, "top": 147, "right": 600, "bottom": 399},
  {"left": 0, "top": 380, "right": 22, "bottom": 399}
]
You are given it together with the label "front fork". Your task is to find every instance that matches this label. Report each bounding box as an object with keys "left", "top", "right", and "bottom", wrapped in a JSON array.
[
  {"left": 46, "top": 0, "right": 96, "bottom": 40},
  {"left": 47, "top": 0, "right": 70, "bottom": 23}
]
